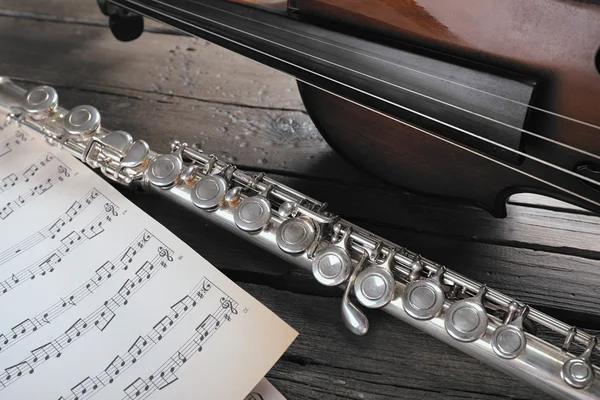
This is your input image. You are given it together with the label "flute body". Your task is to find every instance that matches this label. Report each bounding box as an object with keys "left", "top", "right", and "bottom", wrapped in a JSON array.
[{"left": 1, "top": 77, "right": 599, "bottom": 400}]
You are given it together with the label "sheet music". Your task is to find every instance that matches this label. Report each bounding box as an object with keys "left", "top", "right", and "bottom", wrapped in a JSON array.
[
  {"left": 246, "top": 378, "right": 287, "bottom": 400},
  {"left": 0, "top": 121, "right": 297, "bottom": 399}
]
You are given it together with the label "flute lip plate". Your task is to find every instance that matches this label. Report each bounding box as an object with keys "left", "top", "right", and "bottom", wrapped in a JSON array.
[{"left": 192, "top": 175, "right": 227, "bottom": 210}]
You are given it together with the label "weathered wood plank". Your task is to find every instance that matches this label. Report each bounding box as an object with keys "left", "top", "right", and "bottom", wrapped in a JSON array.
[
  {"left": 244, "top": 282, "right": 550, "bottom": 400},
  {"left": 0, "top": 0, "right": 175, "bottom": 31},
  {"left": 0, "top": 17, "right": 303, "bottom": 110}
]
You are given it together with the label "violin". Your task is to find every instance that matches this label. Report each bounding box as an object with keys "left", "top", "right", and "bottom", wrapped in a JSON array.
[{"left": 98, "top": 0, "right": 600, "bottom": 217}]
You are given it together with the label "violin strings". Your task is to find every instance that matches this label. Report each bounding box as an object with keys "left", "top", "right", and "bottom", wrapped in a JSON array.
[
  {"left": 124, "top": 0, "right": 600, "bottom": 207},
  {"left": 155, "top": 1, "right": 600, "bottom": 183},
  {"left": 185, "top": 0, "right": 600, "bottom": 164}
]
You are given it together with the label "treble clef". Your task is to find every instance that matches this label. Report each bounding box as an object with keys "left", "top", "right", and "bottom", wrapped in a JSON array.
[
  {"left": 104, "top": 203, "right": 118, "bottom": 216},
  {"left": 158, "top": 247, "right": 174, "bottom": 262},
  {"left": 220, "top": 297, "right": 238, "bottom": 315},
  {"left": 57, "top": 165, "right": 70, "bottom": 178}
]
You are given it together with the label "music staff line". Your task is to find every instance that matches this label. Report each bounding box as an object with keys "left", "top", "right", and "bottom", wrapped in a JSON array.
[
  {"left": 0, "top": 129, "right": 28, "bottom": 159},
  {"left": 0, "top": 161, "right": 71, "bottom": 220},
  {"left": 0, "top": 203, "right": 119, "bottom": 298},
  {"left": 0, "top": 188, "right": 108, "bottom": 267},
  {"left": 0, "top": 244, "right": 174, "bottom": 390},
  {"left": 0, "top": 152, "right": 56, "bottom": 195},
  {"left": 59, "top": 278, "right": 217, "bottom": 400},
  {"left": 120, "top": 297, "right": 238, "bottom": 400},
  {"left": 0, "top": 230, "right": 155, "bottom": 355}
]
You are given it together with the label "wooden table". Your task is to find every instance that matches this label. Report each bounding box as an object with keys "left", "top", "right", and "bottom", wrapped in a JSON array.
[{"left": 1, "top": 2, "right": 599, "bottom": 399}]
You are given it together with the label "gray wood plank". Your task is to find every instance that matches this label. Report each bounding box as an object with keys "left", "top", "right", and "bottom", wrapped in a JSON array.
[
  {"left": 244, "top": 282, "right": 550, "bottom": 400},
  {"left": 0, "top": 0, "right": 173, "bottom": 31},
  {"left": 0, "top": 17, "right": 303, "bottom": 110}
]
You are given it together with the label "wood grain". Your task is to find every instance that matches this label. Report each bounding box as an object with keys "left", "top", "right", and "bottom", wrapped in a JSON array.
[{"left": 0, "top": 16, "right": 303, "bottom": 110}]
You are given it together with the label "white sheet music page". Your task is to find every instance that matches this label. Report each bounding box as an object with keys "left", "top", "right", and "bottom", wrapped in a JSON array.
[{"left": 0, "top": 121, "right": 297, "bottom": 400}]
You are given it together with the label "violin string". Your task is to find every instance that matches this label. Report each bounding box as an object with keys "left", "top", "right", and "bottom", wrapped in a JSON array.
[
  {"left": 185, "top": 0, "right": 600, "bottom": 164},
  {"left": 237, "top": 13, "right": 600, "bottom": 132},
  {"left": 153, "top": 0, "right": 600, "bottom": 188},
  {"left": 298, "top": 80, "right": 600, "bottom": 209},
  {"left": 125, "top": 0, "right": 600, "bottom": 207}
]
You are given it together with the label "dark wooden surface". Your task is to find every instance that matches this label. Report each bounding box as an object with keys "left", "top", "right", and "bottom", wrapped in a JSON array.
[{"left": 1, "top": 2, "right": 600, "bottom": 398}]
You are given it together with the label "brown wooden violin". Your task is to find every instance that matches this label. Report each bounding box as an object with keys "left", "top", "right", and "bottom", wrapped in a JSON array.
[{"left": 99, "top": 0, "right": 600, "bottom": 217}]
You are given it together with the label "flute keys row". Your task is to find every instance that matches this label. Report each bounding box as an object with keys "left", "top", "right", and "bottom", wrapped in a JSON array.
[{"left": 144, "top": 130, "right": 598, "bottom": 391}]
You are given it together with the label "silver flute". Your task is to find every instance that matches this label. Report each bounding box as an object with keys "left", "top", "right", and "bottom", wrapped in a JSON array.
[{"left": 1, "top": 76, "right": 599, "bottom": 399}]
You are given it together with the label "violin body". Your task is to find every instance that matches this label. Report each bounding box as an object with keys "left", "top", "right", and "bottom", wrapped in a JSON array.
[
  {"left": 105, "top": 0, "right": 600, "bottom": 217},
  {"left": 294, "top": 0, "right": 600, "bottom": 216}
]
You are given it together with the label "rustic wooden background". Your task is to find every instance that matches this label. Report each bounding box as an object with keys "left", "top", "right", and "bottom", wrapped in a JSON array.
[{"left": 1, "top": 1, "right": 600, "bottom": 399}]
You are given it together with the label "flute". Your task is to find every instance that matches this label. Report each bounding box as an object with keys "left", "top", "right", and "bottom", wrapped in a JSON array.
[{"left": 1, "top": 77, "right": 598, "bottom": 400}]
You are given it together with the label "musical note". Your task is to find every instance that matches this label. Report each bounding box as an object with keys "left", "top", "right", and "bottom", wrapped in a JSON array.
[
  {"left": 152, "top": 316, "right": 174, "bottom": 341},
  {"left": 104, "top": 355, "right": 126, "bottom": 381},
  {"left": 65, "top": 201, "right": 82, "bottom": 221},
  {"left": 195, "top": 314, "right": 218, "bottom": 343},
  {"left": 4, "top": 361, "right": 34, "bottom": 380},
  {"left": 31, "top": 342, "right": 61, "bottom": 362},
  {"left": 127, "top": 336, "right": 149, "bottom": 362},
  {"left": 48, "top": 218, "right": 66, "bottom": 238},
  {"left": 116, "top": 280, "right": 135, "bottom": 305},
  {"left": 69, "top": 377, "right": 99, "bottom": 399},
  {"left": 82, "top": 220, "right": 105, "bottom": 239},
  {"left": 123, "top": 377, "right": 151, "bottom": 399},
  {"left": 33, "top": 178, "right": 53, "bottom": 194},
  {"left": 0, "top": 334, "right": 8, "bottom": 351},
  {"left": 93, "top": 303, "right": 116, "bottom": 331},
  {"left": 120, "top": 247, "right": 137, "bottom": 267},
  {"left": 64, "top": 319, "right": 88, "bottom": 344},
  {"left": 38, "top": 255, "right": 57, "bottom": 276},
  {"left": 0, "top": 204, "right": 14, "bottom": 220},
  {"left": 1, "top": 173, "right": 18, "bottom": 189},
  {"left": 151, "top": 362, "right": 179, "bottom": 390},
  {"left": 170, "top": 295, "right": 197, "bottom": 319},
  {"left": 23, "top": 165, "right": 38, "bottom": 182},
  {"left": 60, "top": 231, "right": 81, "bottom": 252},
  {"left": 93, "top": 262, "right": 114, "bottom": 282},
  {"left": 134, "top": 262, "right": 153, "bottom": 283}
]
